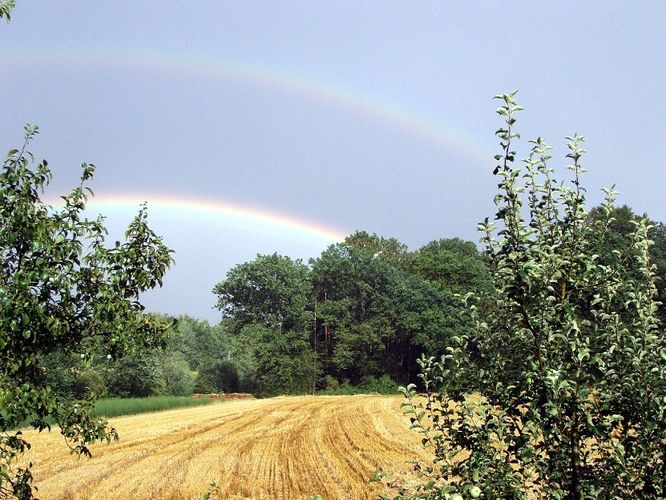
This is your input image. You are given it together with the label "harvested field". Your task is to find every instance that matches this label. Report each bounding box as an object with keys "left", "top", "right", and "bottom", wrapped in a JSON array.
[{"left": 22, "top": 395, "right": 431, "bottom": 499}]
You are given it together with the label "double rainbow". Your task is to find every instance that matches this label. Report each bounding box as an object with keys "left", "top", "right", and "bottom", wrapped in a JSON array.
[{"left": 7, "top": 47, "right": 492, "bottom": 242}]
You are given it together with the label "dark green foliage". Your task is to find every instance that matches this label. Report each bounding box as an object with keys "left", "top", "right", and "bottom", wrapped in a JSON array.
[
  {"left": 588, "top": 204, "right": 666, "bottom": 320},
  {"left": 213, "top": 235, "right": 483, "bottom": 395},
  {"left": 240, "top": 324, "right": 315, "bottom": 397},
  {"left": 357, "top": 374, "right": 399, "bottom": 394},
  {"left": 160, "top": 351, "right": 195, "bottom": 396},
  {"left": 194, "top": 359, "right": 239, "bottom": 394},
  {"left": 165, "top": 316, "right": 227, "bottom": 371},
  {"left": 311, "top": 242, "right": 459, "bottom": 384},
  {"left": 213, "top": 253, "right": 312, "bottom": 332},
  {"left": 344, "top": 230, "right": 410, "bottom": 269},
  {"left": 214, "top": 254, "right": 315, "bottom": 396},
  {"left": 320, "top": 374, "right": 399, "bottom": 395},
  {"left": 0, "top": 128, "right": 173, "bottom": 497},
  {"left": 39, "top": 351, "right": 107, "bottom": 400},
  {"left": 407, "top": 238, "right": 492, "bottom": 297},
  {"left": 650, "top": 221, "right": 666, "bottom": 318},
  {"left": 105, "top": 352, "right": 165, "bottom": 398},
  {"left": 192, "top": 371, "right": 216, "bottom": 394},
  {"left": 398, "top": 92, "right": 666, "bottom": 498}
]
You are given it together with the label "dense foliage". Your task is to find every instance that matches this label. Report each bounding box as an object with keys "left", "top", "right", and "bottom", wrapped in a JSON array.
[
  {"left": 211, "top": 234, "right": 489, "bottom": 396},
  {"left": 0, "top": 128, "right": 173, "bottom": 497},
  {"left": 398, "top": 93, "right": 666, "bottom": 498}
]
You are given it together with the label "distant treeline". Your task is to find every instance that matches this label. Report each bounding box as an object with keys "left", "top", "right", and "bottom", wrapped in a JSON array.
[{"left": 42, "top": 205, "right": 666, "bottom": 399}]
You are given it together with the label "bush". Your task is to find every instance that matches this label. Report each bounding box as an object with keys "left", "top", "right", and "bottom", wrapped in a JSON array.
[
  {"left": 0, "top": 127, "right": 173, "bottom": 498},
  {"left": 161, "top": 352, "right": 195, "bottom": 396},
  {"left": 105, "top": 353, "right": 165, "bottom": 398},
  {"left": 397, "top": 93, "right": 666, "bottom": 498},
  {"left": 324, "top": 375, "right": 340, "bottom": 392},
  {"left": 194, "top": 360, "right": 240, "bottom": 394},
  {"left": 318, "top": 375, "right": 399, "bottom": 395},
  {"left": 40, "top": 351, "right": 107, "bottom": 399},
  {"left": 357, "top": 375, "right": 399, "bottom": 395}
]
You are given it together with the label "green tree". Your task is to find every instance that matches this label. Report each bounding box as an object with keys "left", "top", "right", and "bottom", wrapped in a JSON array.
[
  {"left": 344, "top": 230, "right": 410, "bottom": 269},
  {"left": 213, "top": 254, "right": 314, "bottom": 396},
  {"left": 588, "top": 204, "right": 666, "bottom": 320},
  {"left": 160, "top": 351, "right": 195, "bottom": 396},
  {"left": 408, "top": 238, "right": 492, "bottom": 297},
  {"left": 165, "top": 315, "right": 227, "bottom": 371},
  {"left": 214, "top": 253, "right": 311, "bottom": 332},
  {"left": 311, "top": 242, "right": 459, "bottom": 385},
  {"left": 105, "top": 351, "right": 165, "bottom": 398},
  {"left": 399, "top": 93, "right": 665, "bottom": 498},
  {"left": 193, "top": 359, "right": 239, "bottom": 394},
  {"left": 0, "top": 128, "right": 173, "bottom": 497},
  {"left": 650, "top": 220, "right": 666, "bottom": 318},
  {"left": 39, "top": 350, "right": 108, "bottom": 400},
  {"left": 239, "top": 323, "right": 315, "bottom": 396}
]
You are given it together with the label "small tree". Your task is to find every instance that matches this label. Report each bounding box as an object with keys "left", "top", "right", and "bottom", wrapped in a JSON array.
[
  {"left": 0, "top": 127, "right": 173, "bottom": 498},
  {"left": 105, "top": 352, "right": 165, "bottom": 398},
  {"left": 398, "top": 93, "right": 665, "bottom": 498},
  {"left": 193, "top": 359, "right": 239, "bottom": 394}
]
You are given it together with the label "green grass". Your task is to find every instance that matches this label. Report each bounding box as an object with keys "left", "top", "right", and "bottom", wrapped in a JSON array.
[
  {"left": 91, "top": 395, "right": 215, "bottom": 418},
  {"left": 14, "top": 396, "right": 216, "bottom": 430}
]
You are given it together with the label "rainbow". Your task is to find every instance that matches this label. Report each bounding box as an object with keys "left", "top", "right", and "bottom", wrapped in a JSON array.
[
  {"left": 45, "top": 193, "right": 348, "bottom": 244},
  {"left": 3, "top": 48, "right": 493, "bottom": 166}
]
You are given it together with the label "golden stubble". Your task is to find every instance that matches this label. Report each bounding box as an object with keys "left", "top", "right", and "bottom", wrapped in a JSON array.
[{"left": 21, "top": 395, "right": 431, "bottom": 499}]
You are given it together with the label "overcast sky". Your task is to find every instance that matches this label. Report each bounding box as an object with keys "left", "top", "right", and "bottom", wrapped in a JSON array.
[{"left": 2, "top": 1, "right": 665, "bottom": 321}]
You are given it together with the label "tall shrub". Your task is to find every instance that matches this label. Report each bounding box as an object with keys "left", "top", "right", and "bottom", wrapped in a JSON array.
[
  {"left": 0, "top": 128, "right": 173, "bottom": 498},
  {"left": 398, "top": 93, "right": 665, "bottom": 498}
]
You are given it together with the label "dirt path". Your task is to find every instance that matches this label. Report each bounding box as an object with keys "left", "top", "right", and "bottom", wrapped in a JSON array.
[{"left": 22, "top": 395, "right": 430, "bottom": 499}]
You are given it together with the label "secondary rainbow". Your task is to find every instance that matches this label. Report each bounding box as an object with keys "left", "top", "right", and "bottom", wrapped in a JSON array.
[
  {"left": 49, "top": 193, "right": 348, "bottom": 244},
  {"left": 4, "top": 48, "right": 493, "bottom": 166}
]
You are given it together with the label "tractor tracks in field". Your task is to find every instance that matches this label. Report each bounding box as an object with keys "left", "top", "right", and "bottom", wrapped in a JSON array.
[{"left": 24, "top": 395, "right": 430, "bottom": 499}]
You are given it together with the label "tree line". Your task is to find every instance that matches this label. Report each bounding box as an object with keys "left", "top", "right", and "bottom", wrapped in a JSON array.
[
  {"left": 213, "top": 211, "right": 666, "bottom": 398},
  {"left": 38, "top": 205, "right": 666, "bottom": 402}
]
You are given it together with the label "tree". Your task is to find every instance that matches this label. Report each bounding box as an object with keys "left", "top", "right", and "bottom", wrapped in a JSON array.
[
  {"left": 344, "top": 230, "right": 410, "bottom": 269},
  {"left": 39, "top": 350, "right": 108, "bottom": 400},
  {"left": 588, "top": 204, "right": 666, "bottom": 320},
  {"left": 398, "top": 93, "right": 665, "bottom": 498},
  {"left": 408, "top": 238, "right": 492, "bottom": 297},
  {"left": 193, "top": 359, "right": 239, "bottom": 394},
  {"left": 213, "top": 254, "right": 314, "bottom": 396},
  {"left": 239, "top": 323, "right": 315, "bottom": 396},
  {"left": 0, "top": 127, "right": 173, "bottom": 497},
  {"left": 650, "top": 220, "right": 666, "bottom": 318},
  {"left": 214, "top": 253, "right": 311, "bottom": 332},
  {"left": 105, "top": 351, "right": 165, "bottom": 398},
  {"left": 165, "top": 315, "right": 227, "bottom": 371},
  {"left": 311, "top": 242, "right": 460, "bottom": 385},
  {"left": 159, "top": 351, "right": 195, "bottom": 396}
]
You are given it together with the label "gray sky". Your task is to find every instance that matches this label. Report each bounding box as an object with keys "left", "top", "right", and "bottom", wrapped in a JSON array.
[{"left": 2, "top": 1, "right": 665, "bottom": 321}]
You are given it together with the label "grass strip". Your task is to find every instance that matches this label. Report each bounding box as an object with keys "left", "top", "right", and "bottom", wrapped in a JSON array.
[{"left": 91, "top": 396, "right": 215, "bottom": 418}]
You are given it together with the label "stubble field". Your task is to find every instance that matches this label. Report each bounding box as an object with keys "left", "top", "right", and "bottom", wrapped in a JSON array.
[{"left": 22, "top": 395, "right": 430, "bottom": 499}]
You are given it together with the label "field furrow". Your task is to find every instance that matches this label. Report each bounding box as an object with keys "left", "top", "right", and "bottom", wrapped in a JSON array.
[{"left": 21, "top": 395, "right": 430, "bottom": 499}]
